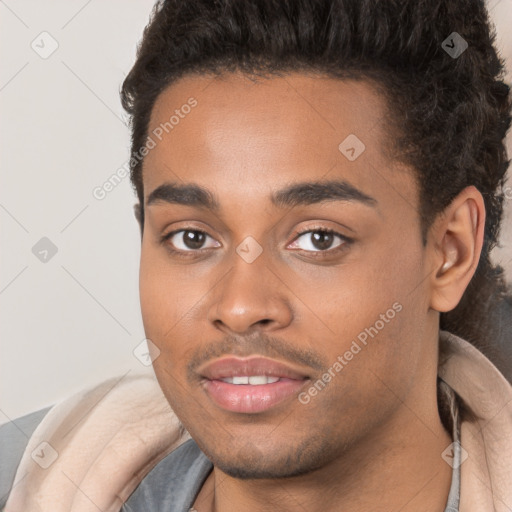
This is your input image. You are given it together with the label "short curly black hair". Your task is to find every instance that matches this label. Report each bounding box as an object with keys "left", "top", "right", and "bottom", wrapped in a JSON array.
[{"left": 121, "top": 0, "right": 512, "bottom": 375}]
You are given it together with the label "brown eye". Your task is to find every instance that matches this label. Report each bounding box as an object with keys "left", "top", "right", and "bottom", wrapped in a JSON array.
[
  {"left": 309, "top": 231, "right": 336, "bottom": 251},
  {"left": 162, "top": 229, "right": 221, "bottom": 252},
  {"left": 288, "top": 228, "right": 348, "bottom": 253},
  {"left": 180, "top": 230, "right": 207, "bottom": 250}
]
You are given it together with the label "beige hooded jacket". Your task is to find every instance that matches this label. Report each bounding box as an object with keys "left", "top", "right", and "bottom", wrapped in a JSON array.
[{"left": 4, "top": 330, "right": 512, "bottom": 511}]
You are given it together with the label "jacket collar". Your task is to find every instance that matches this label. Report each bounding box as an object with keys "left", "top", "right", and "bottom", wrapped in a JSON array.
[{"left": 438, "top": 330, "right": 512, "bottom": 511}]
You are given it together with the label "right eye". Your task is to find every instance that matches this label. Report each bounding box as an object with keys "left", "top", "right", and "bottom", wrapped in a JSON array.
[{"left": 161, "top": 228, "right": 221, "bottom": 256}]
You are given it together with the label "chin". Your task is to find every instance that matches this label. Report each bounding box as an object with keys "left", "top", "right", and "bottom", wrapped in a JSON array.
[
  {"left": 214, "top": 461, "right": 324, "bottom": 480},
  {"left": 197, "top": 438, "right": 336, "bottom": 480}
]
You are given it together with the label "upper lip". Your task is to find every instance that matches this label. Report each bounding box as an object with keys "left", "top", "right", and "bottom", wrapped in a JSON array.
[{"left": 198, "top": 356, "right": 310, "bottom": 381}]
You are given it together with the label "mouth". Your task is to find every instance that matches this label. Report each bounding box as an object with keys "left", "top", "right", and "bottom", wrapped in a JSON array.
[
  {"left": 218, "top": 375, "right": 281, "bottom": 384},
  {"left": 198, "top": 356, "right": 310, "bottom": 413}
]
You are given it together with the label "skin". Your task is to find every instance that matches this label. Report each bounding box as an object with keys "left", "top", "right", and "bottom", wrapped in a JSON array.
[{"left": 136, "top": 71, "right": 485, "bottom": 512}]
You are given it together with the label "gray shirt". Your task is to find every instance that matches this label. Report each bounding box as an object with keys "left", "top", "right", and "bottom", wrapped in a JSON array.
[{"left": 1, "top": 385, "right": 461, "bottom": 511}]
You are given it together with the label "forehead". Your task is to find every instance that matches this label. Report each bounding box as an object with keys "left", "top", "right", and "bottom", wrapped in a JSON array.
[{"left": 142, "top": 71, "right": 413, "bottom": 209}]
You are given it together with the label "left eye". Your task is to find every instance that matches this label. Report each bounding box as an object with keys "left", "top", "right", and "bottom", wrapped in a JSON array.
[{"left": 288, "top": 229, "right": 347, "bottom": 252}]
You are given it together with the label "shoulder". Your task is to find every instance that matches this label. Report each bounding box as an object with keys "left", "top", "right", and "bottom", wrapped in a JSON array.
[
  {"left": 0, "top": 406, "right": 53, "bottom": 508},
  {"left": 3, "top": 373, "right": 191, "bottom": 510}
]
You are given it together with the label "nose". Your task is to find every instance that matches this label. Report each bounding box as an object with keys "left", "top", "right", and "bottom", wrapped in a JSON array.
[{"left": 207, "top": 249, "right": 294, "bottom": 335}]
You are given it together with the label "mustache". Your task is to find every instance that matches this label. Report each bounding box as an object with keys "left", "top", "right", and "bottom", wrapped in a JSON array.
[{"left": 186, "top": 332, "right": 327, "bottom": 381}]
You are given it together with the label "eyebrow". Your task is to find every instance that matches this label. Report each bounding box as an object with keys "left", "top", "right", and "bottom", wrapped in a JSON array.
[{"left": 146, "top": 179, "right": 378, "bottom": 211}]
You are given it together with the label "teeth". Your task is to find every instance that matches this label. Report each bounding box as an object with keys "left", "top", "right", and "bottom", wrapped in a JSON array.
[
  {"left": 249, "top": 376, "right": 269, "bottom": 385},
  {"left": 220, "top": 376, "right": 281, "bottom": 385}
]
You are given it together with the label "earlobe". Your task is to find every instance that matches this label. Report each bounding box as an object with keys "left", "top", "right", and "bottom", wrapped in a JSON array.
[{"left": 429, "top": 186, "right": 485, "bottom": 313}]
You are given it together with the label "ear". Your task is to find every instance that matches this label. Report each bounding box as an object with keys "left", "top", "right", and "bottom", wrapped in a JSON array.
[
  {"left": 134, "top": 203, "right": 143, "bottom": 239},
  {"left": 428, "top": 186, "right": 485, "bottom": 313}
]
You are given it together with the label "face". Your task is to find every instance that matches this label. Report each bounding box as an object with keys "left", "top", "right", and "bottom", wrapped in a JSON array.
[{"left": 139, "top": 71, "right": 436, "bottom": 479}]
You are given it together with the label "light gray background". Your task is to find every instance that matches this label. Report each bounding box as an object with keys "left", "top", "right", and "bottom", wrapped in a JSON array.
[{"left": 1, "top": 0, "right": 512, "bottom": 421}]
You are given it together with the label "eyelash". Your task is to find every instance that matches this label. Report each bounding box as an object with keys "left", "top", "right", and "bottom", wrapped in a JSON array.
[{"left": 160, "top": 226, "right": 352, "bottom": 260}]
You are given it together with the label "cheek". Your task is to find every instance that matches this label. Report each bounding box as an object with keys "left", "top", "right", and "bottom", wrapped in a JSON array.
[
  {"left": 139, "top": 243, "right": 217, "bottom": 378},
  {"left": 139, "top": 244, "right": 190, "bottom": 348},
  {"left": 140, "top": 236, "right": 188, "bottom": 317},
  {"left": 139, "top": 249, "right": 198, "bottom": 408},
  {"left": 299, "top": 309, "right": 420, "bottom": 441},
  {"left": 310, "top": 238, "right": 426, "bottom": 401}
]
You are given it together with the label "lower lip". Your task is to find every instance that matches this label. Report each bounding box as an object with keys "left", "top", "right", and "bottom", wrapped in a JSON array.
[{"left": 203, "top": 378, "right": 307, "bottom": 413}]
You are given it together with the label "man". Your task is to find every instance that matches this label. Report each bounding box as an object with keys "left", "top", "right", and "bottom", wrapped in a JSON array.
[{"left": 2, "top": 0, "right": 512, "bottom": 511}]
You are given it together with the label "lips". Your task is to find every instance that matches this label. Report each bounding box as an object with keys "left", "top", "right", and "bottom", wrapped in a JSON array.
[{"left": 198, "top": 356, "right": 310, "bottom": 413}]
